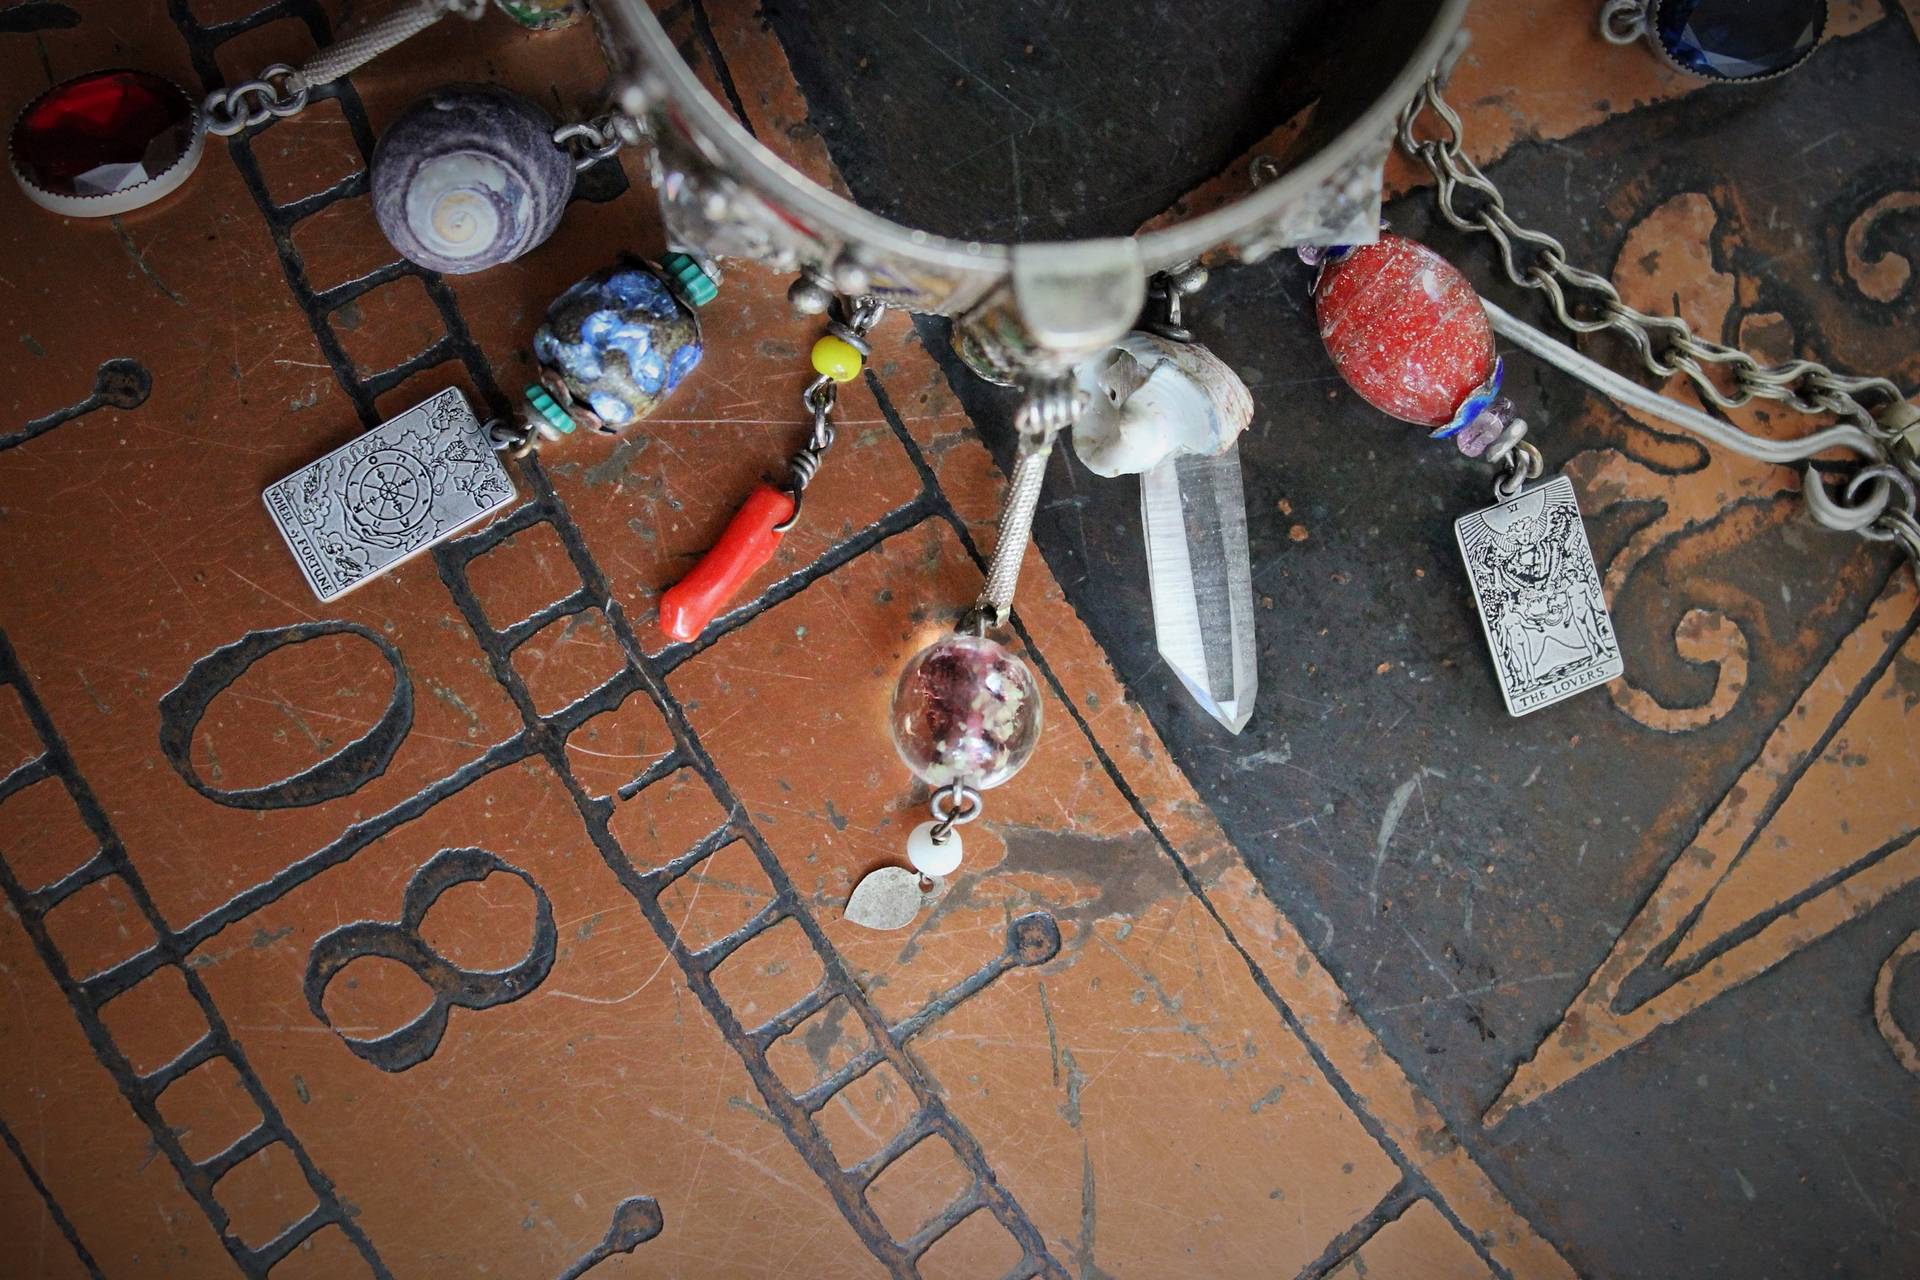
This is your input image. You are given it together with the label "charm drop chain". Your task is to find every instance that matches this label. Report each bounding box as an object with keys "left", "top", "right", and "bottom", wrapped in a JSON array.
[{"left": 1398, "top": 73, "right": 1920, "bottom": 558}]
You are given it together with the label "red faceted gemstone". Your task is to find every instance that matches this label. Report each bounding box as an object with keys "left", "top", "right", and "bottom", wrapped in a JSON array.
[
  {"left": 1313, "top": 234, "right": 1496, "bottom": 428},
  {"left": 11, "top": 70, "right": 196, "bottom": 199}
]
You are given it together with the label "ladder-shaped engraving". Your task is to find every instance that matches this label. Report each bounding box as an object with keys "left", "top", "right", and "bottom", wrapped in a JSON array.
[
  {"left": 431, "top": 474, "right": 1074, "bottom": 1279},
  {"left": 169, "top": 0, "right": 510, "bottom": 430},
  {"left": 0, "top": 631, "right": 394, "bottom": 1280}
]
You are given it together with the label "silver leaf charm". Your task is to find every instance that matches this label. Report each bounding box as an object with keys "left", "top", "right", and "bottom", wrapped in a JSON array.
[
  {"left": 845, "top": 866, "right": 939, "bottom": 931},
  {"left": 1455, "top": 474, "right": 1622, "bottom": 716}
]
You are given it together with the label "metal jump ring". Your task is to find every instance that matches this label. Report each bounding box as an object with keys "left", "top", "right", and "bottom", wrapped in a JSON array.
[
  {"left": 927, "top": 783, "right": 982, "bottom": 842},
  {"left": 1494, "top": 440, "right": 1545, "bottom": 501}
]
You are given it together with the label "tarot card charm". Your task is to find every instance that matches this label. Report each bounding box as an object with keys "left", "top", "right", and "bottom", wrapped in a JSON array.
[
  {"left": 1455, "top": 474, "right": 1622, "bottom": 716},
  {"left": 264, "top": 387, "right": 516, "bottom": 602}
]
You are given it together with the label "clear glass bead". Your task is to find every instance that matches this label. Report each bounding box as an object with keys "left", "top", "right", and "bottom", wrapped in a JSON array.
[{"left": 890, "top": 634, "right": 1042, "bottom": 790}]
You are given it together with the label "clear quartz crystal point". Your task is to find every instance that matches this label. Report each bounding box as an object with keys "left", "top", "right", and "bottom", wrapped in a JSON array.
[{"left": 1140, "top": 442, "right": 1258, "bottom": 733}]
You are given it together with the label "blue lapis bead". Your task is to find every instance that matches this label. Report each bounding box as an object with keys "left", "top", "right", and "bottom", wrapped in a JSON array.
[{"left": 532, "top": 264, "right": 703, "bottom": 433}]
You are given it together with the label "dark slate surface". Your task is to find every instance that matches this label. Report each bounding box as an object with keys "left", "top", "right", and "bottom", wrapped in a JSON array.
[{"left": 769, "top": 7, "right": 1920, "bottom": 1277}]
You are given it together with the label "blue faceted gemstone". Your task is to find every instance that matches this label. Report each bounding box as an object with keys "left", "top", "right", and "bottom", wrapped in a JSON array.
[{"left": 1654, "top": 0, "right": 1824, "bottom": 81}]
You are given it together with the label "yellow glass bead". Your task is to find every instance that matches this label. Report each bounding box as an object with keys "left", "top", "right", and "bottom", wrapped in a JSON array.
[{"left": 811, "top": 334, "right": 864, "bottom": 382}]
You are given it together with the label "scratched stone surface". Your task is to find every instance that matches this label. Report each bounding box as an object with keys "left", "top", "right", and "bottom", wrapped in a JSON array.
[{"left": 0, "top": 3, "right": 1911, "bottom": 1280}]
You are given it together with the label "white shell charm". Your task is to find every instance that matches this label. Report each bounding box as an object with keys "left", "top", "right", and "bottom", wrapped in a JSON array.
[
  {"left": 1070, "top": 332, "right": 1253, "bottom": 478},
  {"left": 371, "top": 83, "right": 575, "bottom": 276},
  {"left": 845, "top": 866, "right": 942, "bottom": 931}
]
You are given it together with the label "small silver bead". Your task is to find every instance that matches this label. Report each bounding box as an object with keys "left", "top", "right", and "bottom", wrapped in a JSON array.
[
  {"left": 832, "top": 257, "right": 870, "bottom": 295},
  {"left": 788, "top": 276, "right": 833, "bottom": 314}
]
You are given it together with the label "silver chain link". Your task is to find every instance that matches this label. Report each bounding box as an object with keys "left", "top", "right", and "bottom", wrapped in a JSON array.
[
  {"left": 1398, "top": 73, "right": 1919, "bottom": 554},
  {"left": 1399, "top": 78, "right": 1911, "bottom": 442},
  {"left": 204, "top": 0, "right": 484, "bottom": 137},
  {"left": 551, "top": 114, "right": 646, "bottom": 171},
  {"left": 774, "top": 297, "right": 882, "bottom": 532}
]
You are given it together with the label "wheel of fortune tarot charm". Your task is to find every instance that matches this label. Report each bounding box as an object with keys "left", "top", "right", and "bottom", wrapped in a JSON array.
[
  {"left": 1309, "top": 234, "right": 1623, "bottom": 715},
  {"left": 263, "top": 388, "right": 518, "bottom": 602}
]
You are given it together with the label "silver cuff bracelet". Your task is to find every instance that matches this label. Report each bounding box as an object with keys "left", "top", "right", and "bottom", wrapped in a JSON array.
[{"left": 595, "top": 0, "right": 1469, "bottom": 383}]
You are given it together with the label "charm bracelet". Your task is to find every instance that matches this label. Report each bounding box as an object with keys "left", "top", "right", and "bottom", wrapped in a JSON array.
[{"left": 12, "top": 0, "right": 1914, "bottom": 925}]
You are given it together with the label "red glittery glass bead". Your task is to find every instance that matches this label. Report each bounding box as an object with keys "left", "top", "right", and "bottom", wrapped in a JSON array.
[
  {"left": 1313, "top": 234, "right": 1496, "bottom": 428},
  {"left": 9, "top": 70, "right": 200, "bottom": 214}
]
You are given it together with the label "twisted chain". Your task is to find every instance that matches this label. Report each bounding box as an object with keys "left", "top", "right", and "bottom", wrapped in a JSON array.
[
  {"left": 1398, "top": 78, "right": 1910, "bottom": 442},
  {"left": 204, "top": 0, "right": 484, "bottom": 137},
  {"left": 1398, "top": 73, "right": 1919, "bottom": 555}
]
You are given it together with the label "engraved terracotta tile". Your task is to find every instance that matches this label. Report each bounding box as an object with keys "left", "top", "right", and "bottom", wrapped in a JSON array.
[
  {"left": 1327, "top": 1199, "right": 1497, "bottom": 1280},
  {"left": 0, "top": 777, "right": 97, "bottom": 893},
  {"left": 511, "top": 607, "right": 627, "bottom": 715},
  {"left": 96, "top": 966, "right": 210, "bottom": 1079},
  {"left": 247, "top": 97, "right": 366, "bottom": 210},
  {"left": 670, "top": 522, "right": 1414, "bottom": 1273},
  {"left": 155, "top": 1056, "right": 264, "bottom": 1166},
  {"left": 182, "top": 762, "right": 886, "bottom": 1278},
  {"left": 0, "top": 1147, "right": 94, "bottom": 1280},
  {"left": 0, "top": 913, "right": 235, "bottom": 1277},
  {"left": 562, "top": 689, "right": 675, "bottom": 800},
  {"left": 267, "top": 1223, "right": 378, "bottom": 1280},
  {"left": 287, "top": 196, "right": 397, "bottom": 295},
  {"left": 0, "top": 0, "right": 1636, "bottom": 1275},
  {"left": 211, "top": 1142, "right": 317, "bottom": 1251}
]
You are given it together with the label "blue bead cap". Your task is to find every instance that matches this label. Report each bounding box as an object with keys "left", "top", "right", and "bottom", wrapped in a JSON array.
[{"left": 1430, "top": 357, "right": 1504, "bottom": 439}]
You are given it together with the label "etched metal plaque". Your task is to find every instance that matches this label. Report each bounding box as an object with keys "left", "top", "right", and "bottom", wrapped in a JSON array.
[
  {"left": 263, "top": 388, "right": 517, "bottom": 602},
  {"left": 1455, "top": 474, "right": 1622, "bottom": 717}
]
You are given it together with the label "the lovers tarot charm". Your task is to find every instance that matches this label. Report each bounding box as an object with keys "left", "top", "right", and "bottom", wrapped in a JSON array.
[
  {"left": 264, "top": 387, "right": 516, "bottom": 602},
  {"left": 1455, "top": 475, "right": 1622, "bottom": 717}
]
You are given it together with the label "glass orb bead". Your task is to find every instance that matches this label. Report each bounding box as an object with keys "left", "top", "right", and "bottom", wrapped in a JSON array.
[
  {"left": 9, "top": 70, "right": 204, "bottom": 217},
  {"left": 1653, "top": 0, "right": 1824, "bottom": 82},
  {"left": 532, "top": 265, "right": 702, "bottom": 431},
  {"left": 891, "top": 634, "right": 1041, "bottom": 791},
  {"left": 1312, "top": 234, "right": 1496, "bottom": 430}
]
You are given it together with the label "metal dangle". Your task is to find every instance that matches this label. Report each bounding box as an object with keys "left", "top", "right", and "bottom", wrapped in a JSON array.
[
  {"left": 265, "top": 255, "right": 715, "bottom": 601},
  {"left": 1601, "top": 0, "right": 1827, "bottom": 82},
  {"left": 847, "top": 407, "right": 1058, "bottom": 930},
  {"left": 1398, "top": 69, "right": 1919, "bottom": 549},
  {"left": 655, "top": 296, "right": 881, "bottom": 644},
  {"left": 1306, "top": 234, "right": 1622, "bottom": 716}
]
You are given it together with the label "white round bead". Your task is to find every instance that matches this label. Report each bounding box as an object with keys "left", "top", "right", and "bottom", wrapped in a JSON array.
[{"left": 906, "top": 821, "right": 963, "bottom": 877}]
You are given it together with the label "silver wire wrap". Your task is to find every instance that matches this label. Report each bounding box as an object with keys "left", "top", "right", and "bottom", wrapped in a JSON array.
[
  {"left": 205, "top": 0, "right": 485, "bottom": 136},
  {"left": 1400, "top": 72, "right": 1919, "bottom": 556},
  {"left": 774, "top": 297, "right": 882, "bottom": 534}
]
